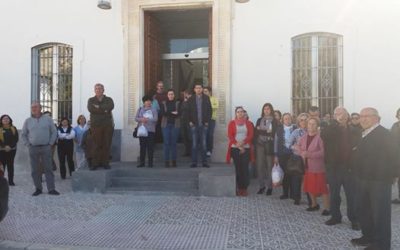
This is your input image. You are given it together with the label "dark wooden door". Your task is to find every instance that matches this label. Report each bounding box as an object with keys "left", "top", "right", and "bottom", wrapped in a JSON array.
[
  {"left": 208, "top": 8, "right": 212, "bottom": 86},
  {"left": 144, "top": 12, "right": 162, "bottom": 95}
]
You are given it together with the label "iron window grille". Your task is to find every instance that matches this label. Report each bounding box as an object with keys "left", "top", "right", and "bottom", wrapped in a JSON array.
[
  {"left": 32, "top": 43, "right": 73, "bottom": 123},
  {"left": 291, "top": 32, "right": 343, "bottom": 117}
]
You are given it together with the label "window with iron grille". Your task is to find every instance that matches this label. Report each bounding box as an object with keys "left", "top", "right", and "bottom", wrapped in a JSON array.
[
  {"left": 31, "top": 43, "right": 73, "bottom": 123},
  {"left": 291, "top": 33, "right": 343, "bottom": 117}
]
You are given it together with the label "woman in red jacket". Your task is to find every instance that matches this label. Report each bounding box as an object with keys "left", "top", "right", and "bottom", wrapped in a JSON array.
[
  {"left": 226, "top": 106, "right": 254, "bottom": 196},
  {"left": 295, "top": 117, "right": 330, "bottom": 215}
]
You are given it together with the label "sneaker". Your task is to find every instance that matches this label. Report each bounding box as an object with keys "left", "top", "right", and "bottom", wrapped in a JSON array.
[
  {"left": 136, "top": 163, "right": 145, "bottom": 168},
  {"left": 32, "top": 189, "right": 42, "bottom": 196},
  {"left": 325, "top": 218, "right": 342, "bottom": 226},
  {"left": 202, "top": 163, "right": 210, "bottom": 168},
  {"left": 103, "top": 164, "right": 111, "bottom": 169},
  {"left": 266, "top": 188, "right": 272, "bottom": 196},
  {"left": 257, "top": 187, "right": 266, "bottom": 194},
  {"left": 48, "top": 190, "right": 60, "bottom": 195},
  {"left": 206, "top": 151, "right": 211, "bottom": 157},
  {"left": 351, "top": 236, "right": 371, "bottom": 247},
  {"left": 294, "top": 200, "right": 300, "bottom": 205},
  {"left": 279, "top": 195, "right": 289, "bottom": 200},
  {"left": 351, "top": 222, "right": 361, "bottom": 231},
  {"left": 306, "top": 204, "right": 320, "bottom": 211},
  {"left": 321, "top": 209, "right": 330, "bottom": 216},
  {"left": 190, "top": 163, "right": 197, "bottom": 168}
]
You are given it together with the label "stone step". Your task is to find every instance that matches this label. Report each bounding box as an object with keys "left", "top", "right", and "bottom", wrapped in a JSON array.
[
  {"left": 112, "top": 167, "right": 201, "bottom": 178},
  {"left": 106, "top": 187, "right": 199, "bottom": 196},
  {"left": 110, "top": 177, "right": 198, "bottom": 190}
]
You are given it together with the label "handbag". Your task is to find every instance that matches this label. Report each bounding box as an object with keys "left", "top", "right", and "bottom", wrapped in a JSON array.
[
  {"left": 132, "top": 124, "right": 139, "bottom": 138},
  {"left": 286, "top": 155, "right": 305, "bottom": 175}
]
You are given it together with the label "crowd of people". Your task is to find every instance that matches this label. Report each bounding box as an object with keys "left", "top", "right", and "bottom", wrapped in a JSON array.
[
  {"left": 0, "top": 81, "right": 399, "bottom": 249},
  {"left": 227, "top": 103, "right": 400, "bottom": 250}
]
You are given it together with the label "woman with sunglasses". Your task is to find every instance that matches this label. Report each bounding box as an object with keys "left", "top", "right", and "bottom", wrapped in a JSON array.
[{"left": 226, "top": 106, "right": 254, "bottom": 196}]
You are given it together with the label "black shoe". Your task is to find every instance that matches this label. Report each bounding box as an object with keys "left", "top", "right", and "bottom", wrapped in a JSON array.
[
  {"left": 325, "top": 218, "right": 341, "bottom": 226},
  {"left": 9, "top": 182, "right": 15, "bottom": 186},
  {"left": 171, "top": 160, "right": 177, "bottom": 167},
  {"left": 266, "top": 188, "right": 272, "bottom": 196},
  {"left": 48, "top": 190, "right": 60, "bottom": 195},
  {"left": 257, "top": 187, "right": 266, "bottom": 194},
  {"left": 190, "top": 163, "right": 197, "bottom": 168},
  {"left": 202, "top": 163, "right": 210, "bottom": 168},
  {"left": 351, "top": 222, "right": 361, "bottom": 231},
  {"left": 351, "top": 236, "right": 371, "bottom": 247},
  {"left": 321, "top": 209, "right": 330, "bottom": 216},
  {"left": 103, "top": 164, "right": 111, "bottom": 169},
  {"left": 147, "top": 163, "right": 153, "bottom": 168},
  {"left": 306, "top": 204, "right": 320, "bottom": 211},
  {"left": 165, "top": 161, "right": 170, "bottom": 168},
  {"left": 89, "top": 166, "right": 97, "bottom": 171},
  {"left": 136, "top": 163, "right": 145, "bottom": 168},
  {"left": 279, "top": 195, "right": 289, "bottom": 200},
  {"left": 392, "top": 198, "right": 400, "bottom": 204},
  {"left": 32, "top": 189, "right": 42, "bottom": 196},
  {"left": 294, "top": 200, "right": 300, "bottom": 205}
]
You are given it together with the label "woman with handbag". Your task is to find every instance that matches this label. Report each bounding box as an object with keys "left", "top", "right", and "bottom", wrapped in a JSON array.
[
  {"left": 226, "top": 106, "right": 254, "bottom": 196},
  {"left": 274, "top": 113, "right": 296, "bottom": 200},
  {"left": 160, "top": 89, "right": 180, "bottom": 168},
  {"left": 135, "top": 95, "right": 158, "bottom": 168},
  {"left": 255, "top": 103, "right": 278, "bottom": 195},
  {"left": 296, "top": 117, "right": 330, "bottom": 215},
  {"left": 287, "top": 113, "right": 309, "bottom": 205},
  {"left": 0, "top": 115, "right": 18, "bottom": 186}
]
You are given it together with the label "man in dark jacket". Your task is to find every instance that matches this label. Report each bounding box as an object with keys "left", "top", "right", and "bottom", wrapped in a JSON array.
[
  {"left": 322, "top": 107, "right": 361, "bottom": 230},
  {"left": 351, "top": 107, "right": 399, "bottom": 250},
  {"left": 187, "top": 83, "right": 212, "bottom": 168},
  {"left": 87, "top": 83, "right": 114, "bottom": 170}
]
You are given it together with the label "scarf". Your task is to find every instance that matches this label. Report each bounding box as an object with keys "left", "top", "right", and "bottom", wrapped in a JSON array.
[
  {"left": 0, "top": 126, "right": 17, "bottom": 143},
  {"left": 234, "top": 118, "right": 246, "bottom": 126}
]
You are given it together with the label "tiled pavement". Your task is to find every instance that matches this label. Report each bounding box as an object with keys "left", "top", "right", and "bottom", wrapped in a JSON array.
[{"left": 1, "top": 164, "right": 400, "bottom": 250}]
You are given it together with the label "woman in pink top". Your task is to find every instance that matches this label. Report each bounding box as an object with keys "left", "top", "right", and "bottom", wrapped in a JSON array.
[{"left": 296, "top": 117, "right": 330, "bottom": 215}]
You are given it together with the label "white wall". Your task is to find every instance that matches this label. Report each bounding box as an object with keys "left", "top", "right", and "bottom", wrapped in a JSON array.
[
  {"left": 0, "top": 0, "right": 124, "bottom": 129},
  {"left": 232, "top": 0, "right": 400, "bottom": 127}
]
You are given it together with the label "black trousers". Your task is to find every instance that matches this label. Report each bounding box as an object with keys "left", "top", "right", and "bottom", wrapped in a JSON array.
[
  {"left": 356, "top": 178, "right": 392, "bottom": 250},
  {"left": 231, "top": 148, "right": 250, "bottom": 189},
  {"left": 57, "top": 143, "right": 75, "bottom": 179},
  {"left": 326, "top": 166, "right": 357, "bottom": 222},
  {"left": 139, "top": 132, "right": 155, "bottom": 164},
  {"left": 278, "top": 154, "right": 291, "bottom": 196},
  {"left": 181, "top": 122, "right": 191, "bottom": 155},
  {"left": 0, "top": 150, "right": 16, "bottom": 184}
]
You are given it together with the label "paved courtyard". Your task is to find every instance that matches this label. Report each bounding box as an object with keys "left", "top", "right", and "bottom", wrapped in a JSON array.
[{"left": 1, "top": 163, "right": 400, "bottom": 250}]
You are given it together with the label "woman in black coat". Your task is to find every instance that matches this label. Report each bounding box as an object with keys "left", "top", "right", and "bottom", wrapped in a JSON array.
[{"left": 0, "top": 114, "right": 19, "bottom": 186}]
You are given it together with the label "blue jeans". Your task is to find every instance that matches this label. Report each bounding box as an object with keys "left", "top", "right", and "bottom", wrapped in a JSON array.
[
  {"left": 162, "top": 124, "right": 180, "bottom": 161},
  {"left": 190, "top": 125, "right": 208, "bottom": 164},
  {"left": 206, "top": 119, "right": 216, "bottom": 153}
]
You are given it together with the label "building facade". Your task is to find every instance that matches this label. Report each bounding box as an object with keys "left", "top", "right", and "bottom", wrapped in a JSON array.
[{"left": 0, "top": 0, "right": 399, "bottom": 162}]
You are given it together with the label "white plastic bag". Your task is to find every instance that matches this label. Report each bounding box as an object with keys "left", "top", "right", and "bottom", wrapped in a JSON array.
[
  {"left": 137, "top": 125, "right": 148, "bottom": 137},
  {"left": 272, "top": 164, "right": 284, "bottom": 187}
]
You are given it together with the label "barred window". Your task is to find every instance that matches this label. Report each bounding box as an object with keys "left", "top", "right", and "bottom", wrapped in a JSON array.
[
  {"left": 291, "top": 33, "right": 343, "bottom": 117},
  {"left": 31, "top": 43, "right": 73, "bottom": 123}
]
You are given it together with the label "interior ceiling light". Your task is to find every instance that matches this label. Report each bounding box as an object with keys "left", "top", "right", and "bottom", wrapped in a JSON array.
[{"left": 235, "top": 0, "right": 250, "bottom": 3}]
